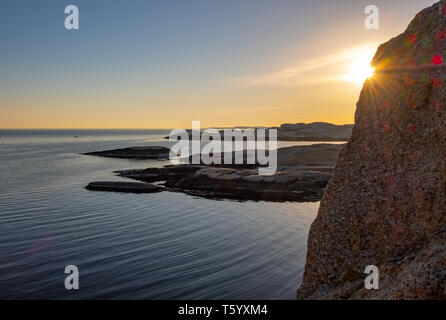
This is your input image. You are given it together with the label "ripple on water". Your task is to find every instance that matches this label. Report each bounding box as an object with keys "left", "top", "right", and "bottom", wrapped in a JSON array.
[{"left": 0, "top": 131, "right": 320, "bottom": 299}]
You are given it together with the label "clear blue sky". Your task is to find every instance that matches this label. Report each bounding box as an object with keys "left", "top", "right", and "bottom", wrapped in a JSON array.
[{"left": 0, "top": 0, "right": 436, "bottom": 128}]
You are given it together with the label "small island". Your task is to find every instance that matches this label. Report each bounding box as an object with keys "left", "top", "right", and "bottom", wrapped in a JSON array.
[
  {"left": 84, "top": 143, "right": 344, "bottom": 202},
  {"left": 163, "top": 122, "right": 353, "bottom": 141}
]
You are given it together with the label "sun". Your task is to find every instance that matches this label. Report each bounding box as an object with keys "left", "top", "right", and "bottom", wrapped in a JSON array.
[{"left": 342, "top": 55, "right": 375, "bottom": 85}]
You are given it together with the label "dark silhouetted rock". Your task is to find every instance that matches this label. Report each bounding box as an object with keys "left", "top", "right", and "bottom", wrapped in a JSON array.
[
  {"left": 170, "top": 168, "right": 331, "bottom": 202},
  {"left": 85, "top": 181, "right": 164, "bottom": 193},
  {"left": 117, "top": 165, "right": 207, "bottom": 184},
  {"left": 117, "top": 166, "right": 331, "bottom": 202},
  {"left": 84, "top": 146, "right": 170, "bottom": 160}
]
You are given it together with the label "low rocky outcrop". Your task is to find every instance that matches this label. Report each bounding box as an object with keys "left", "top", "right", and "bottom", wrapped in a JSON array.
[
  {"left": 85, "top": 181, "right": 165, "bottom": 193},
  {"left": 276, "top": 122, "right": 353, "bottom": 141},
  {"left": 180, "top": 143, "right": 343, "bottom": 170},
  {"left": 297, "top": 1, "right": 446, "bottom": 300},
  {"left": 117, "top": 165, "right": 206, "bottom": 184},
  {"left": 84, "top": 146, "right": 170, "bottom": 160},
  {"left": 170, "top": 168, "right": 330, "bottom": 202},
  {"left": 116, "top": 166, "right": 330, "bottom": 202},
  {"left": 84, "top": 143, "right": 343, "bottom": 201},
  {"left": 164, "top": 123, "right": 352, "bottom": 141},
  {"left": 93, "top": 143, "right": 343, "bottom": 201},
  {"left": 276, "top": 143, "right": 343, "bottom": 167},
  {"left": 115, "top": 165, "right": 332, "bottom": 202}
]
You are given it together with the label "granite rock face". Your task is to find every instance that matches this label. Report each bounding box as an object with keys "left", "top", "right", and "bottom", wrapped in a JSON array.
[
  {"left": 170, "top": 168, "right": 331, "bottom": 202},
  {"left": 297, "top": 1, "right": 446, "bottom": 299},
  {"left": 277, "top": 122, "right": 353, "bottom": 141},
  {"left": 116, "top": 165, "right": 332, "bottom": 202}
]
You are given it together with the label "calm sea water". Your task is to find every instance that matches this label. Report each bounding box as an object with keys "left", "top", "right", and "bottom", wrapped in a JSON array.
[{"left": 0, "top": 130, "right": 323, "bottom": 300}]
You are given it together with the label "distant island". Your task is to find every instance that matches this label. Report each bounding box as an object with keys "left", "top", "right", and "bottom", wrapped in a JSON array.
[
  {"left": 164, "top": 122, "right": 353, "bottom": 141},
  {"left": 274, "top": 122, "right": 353, "bottom": 141}
]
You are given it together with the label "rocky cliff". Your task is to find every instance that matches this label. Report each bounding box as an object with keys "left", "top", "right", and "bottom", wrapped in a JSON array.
[{"left": 297, "top": 1, "right": 446, "bottom": 299}]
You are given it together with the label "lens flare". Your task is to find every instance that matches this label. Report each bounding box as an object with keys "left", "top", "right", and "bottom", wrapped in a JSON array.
[{"left": 342, "top": 56, "right": 375, "bottom": 85}]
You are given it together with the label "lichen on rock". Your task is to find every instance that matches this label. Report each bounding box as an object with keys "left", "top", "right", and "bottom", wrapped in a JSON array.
[{"left": 297, "top": 1, "right": 446, "bottom": 300}]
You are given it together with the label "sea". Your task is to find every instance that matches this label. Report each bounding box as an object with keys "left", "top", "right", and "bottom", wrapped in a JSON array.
[{"left": 0, "top": 129, "right": 337, "bottom": 299}]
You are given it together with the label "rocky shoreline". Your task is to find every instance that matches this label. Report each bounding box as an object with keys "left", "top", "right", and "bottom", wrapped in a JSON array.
[
  {"left": 163, "top": 122, "right": 353, "bottom": 141},
  {"left": 115, "top": 165, "right": 331, "bottom": 202},
  {"left": 84, "top": 143, "right": 344, "bottom": 202}
]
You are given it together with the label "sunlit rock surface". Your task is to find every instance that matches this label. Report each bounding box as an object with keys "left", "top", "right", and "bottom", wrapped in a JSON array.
[
  {"left": 277, "top": 123, "right": 353, "bottom": 141},
  {"left": 113, "top": 146, "right": 338, "bottom": 202},
  {"left": 297, "top": 1, "right": 446, "bottom": 299}
]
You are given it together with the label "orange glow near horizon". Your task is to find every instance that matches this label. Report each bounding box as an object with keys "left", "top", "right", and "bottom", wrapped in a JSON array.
[
  {"left": 0, "top": 1, "right": 436, "bottom": 130},
  {"left": 1, "top": 45, "right": 381, "bottom": 129}
]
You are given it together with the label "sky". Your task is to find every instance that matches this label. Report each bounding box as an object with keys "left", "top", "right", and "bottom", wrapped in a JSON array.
[{"left": 0, "top": 0, "right": 437, "bottom": 129}]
